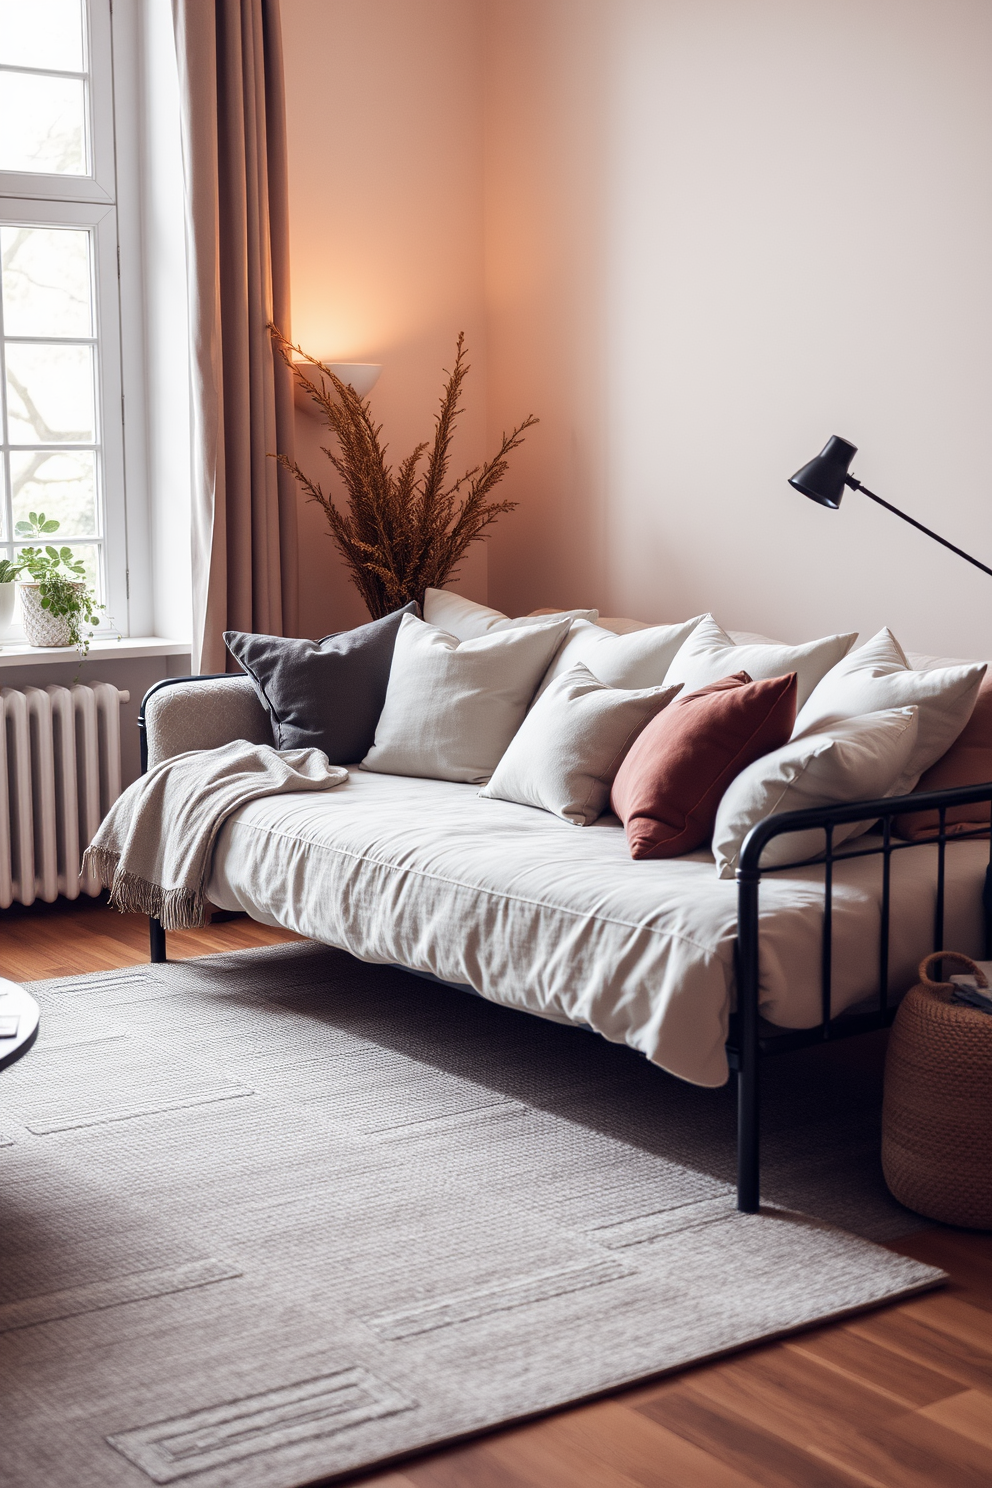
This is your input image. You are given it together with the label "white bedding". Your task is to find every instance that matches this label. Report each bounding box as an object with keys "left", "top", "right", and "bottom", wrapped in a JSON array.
[{"left": 206, "top": 770, "right": 988, "bottom": 1088}]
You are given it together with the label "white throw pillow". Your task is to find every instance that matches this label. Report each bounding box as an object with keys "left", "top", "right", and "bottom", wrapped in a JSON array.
[
  {"left": 480, "top": 663, "right": 681, "bottom": 825},
  {"left": 537, "top": 614, "right": 706, "bottom": 697},
  {"left": 361, "top": 613, "right": 572, "bottom": 784},
  {"left": 423, "top": 587, "right": 597, "bottom": 641},
  {"left": 663, "top": 615, "right": 857, "bottom": 711},
  {"left": 793, "top": 628, "right": 987, "bottom": 796},
  {"left": 712, "top": 707, "right": 920, "bottom": 878}
]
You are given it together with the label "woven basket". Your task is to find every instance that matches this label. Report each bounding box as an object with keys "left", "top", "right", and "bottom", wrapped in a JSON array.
[{"left": 882, "top": 951, "right": 992, "bottom": 1228}]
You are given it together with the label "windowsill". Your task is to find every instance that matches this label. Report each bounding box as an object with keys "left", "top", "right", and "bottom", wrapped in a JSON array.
[{"left": 0, "top": 636, "right": 191, "bottom": 669}]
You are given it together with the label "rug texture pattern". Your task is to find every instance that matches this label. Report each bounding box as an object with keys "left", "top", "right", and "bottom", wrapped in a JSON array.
[{"left": 0, "top": 942, "right": 941, "bottom": 1487}]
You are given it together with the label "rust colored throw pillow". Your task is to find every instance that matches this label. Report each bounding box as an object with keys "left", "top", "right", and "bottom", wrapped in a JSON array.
[
  {"left": 894, "top": 676, "right": 992, "bottom": 840},
  {"left": 610, "top": 671, "right": 798, "bottom": 859}
]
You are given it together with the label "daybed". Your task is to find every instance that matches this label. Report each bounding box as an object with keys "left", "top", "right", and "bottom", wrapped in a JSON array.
[{"left": 138, "top": 618, "right": 992, "bottom": 1212}]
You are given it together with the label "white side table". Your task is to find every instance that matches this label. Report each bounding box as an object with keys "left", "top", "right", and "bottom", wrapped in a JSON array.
[{"left": 0, "top": 978, "right": 39, "bottom": 1072}]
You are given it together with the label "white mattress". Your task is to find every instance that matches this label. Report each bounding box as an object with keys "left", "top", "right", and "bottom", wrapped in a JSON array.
[{"left": 206, "top": 770, "right": 989, "bottom": 1088}]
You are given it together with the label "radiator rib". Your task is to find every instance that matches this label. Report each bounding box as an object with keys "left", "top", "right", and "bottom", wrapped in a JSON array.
[{"left": 0, "top": 684, "right": 128, "bottom": 907}]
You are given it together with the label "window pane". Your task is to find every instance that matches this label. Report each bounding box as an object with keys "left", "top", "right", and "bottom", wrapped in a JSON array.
[
  {"left": 0, "top": 0, "right": 85, "bottom": 72},
  {"left": 14, "top": 541, "right": 101, "bottom": 608},
  {"left": 10, "top": 449, "right": 96, "bottom": 536},
  {"left": 0, "top": 72, "right": 86, "bottom": 175},
  {"left": 5, "top": 342, "right": 96, "bottom": 443},
  {"left": 1, "top": 226, "right": 92, "bottom": 337}
]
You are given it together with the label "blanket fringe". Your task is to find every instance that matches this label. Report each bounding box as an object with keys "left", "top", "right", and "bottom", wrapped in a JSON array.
[{"left": 81, "top": 846, "right": 206, "bottom": 930}]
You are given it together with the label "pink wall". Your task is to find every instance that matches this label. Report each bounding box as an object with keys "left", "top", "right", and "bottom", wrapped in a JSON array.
[
  {"left": 483, "top": 0, "right": 992, "bottom": 659},
  {"left": 281, "top": 0, "right": 489, "bottom": 638},
  {"left": 283, "top": 0, "right": 992, "bottom": 659}
]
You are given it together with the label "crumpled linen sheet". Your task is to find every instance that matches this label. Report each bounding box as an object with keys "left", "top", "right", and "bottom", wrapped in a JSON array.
[{"left": 205, "top": 770, "right": 988, "bottom": 1086}]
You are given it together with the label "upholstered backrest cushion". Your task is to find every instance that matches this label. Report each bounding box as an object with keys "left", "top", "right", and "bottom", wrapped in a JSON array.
[
  {"left": 361, "top": 613, "right": 573, "bottom": 784},
  {"left": 663, "top": 615, "right": 856, "bottom": 711},
  {"left": 423, "top": 588, "right": 597, "bottom": 640},
  {"left": 894, "top": 676, "right": 992, "bottom": 840},
  {"left": 793, "top": 627, "right": 987, "bottom": 797},
  {"left": 536, "top": 615, "right": 706, "bottom": 696},
  {"left": 479, "top": 663, "right": 681, "bottom": 825},
  {"left": 610, "top": 671, "right": 798, "bottom": 859},
  {"left": 712, "top": 707, "right": 920, "bottom": 878},
  {"left": 224, "top": 603, "right": 418, "bottom": 764}
]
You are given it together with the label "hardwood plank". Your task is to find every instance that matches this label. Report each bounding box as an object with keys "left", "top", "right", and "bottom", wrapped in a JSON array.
[
  {"left": 354, "top": 1475, "right": 419, "bottom": 1488},
  {"left": 683, "top": 1346, "right": 909, "bottom": 1448},
  {"left": 482, "top": 1418, "right": 655, "bottom": 1488},
  {"left": 917, "top": 1389, "right": 992, "bottom": 1453},
  {"left": 399, "top": 1435, "right": 553, "bottom": 1488},
  {"left": 0, "top": 898, "right": 299, "bottom": 982},
  {"left": 848, "top": 1310, "right": 992, "bottom": 1391},
  {"left": 898, "top": 1294, "right": 992, "bottom": 1355},
  {"left": 785, "top": 1328, "right": 964, "bottom": 1408},
  {"left": 529, "top": 1400, "right": 763, "bottom": 1488},
  {"left": 679, "top": 1347, "right": 991, "bottom": 1488},
  {"left": 885, "top": 1232, "right": 992, "bottom": 1313},
  {"left": 637, "top": 1385, "right": 867, "bottom": 1488}
]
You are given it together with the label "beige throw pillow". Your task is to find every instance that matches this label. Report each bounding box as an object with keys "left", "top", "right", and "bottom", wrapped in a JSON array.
[
  {"left": 793, "top": 628, "right": 987, "bottom": 796},
  {"left": 361, "top": 613, "right": 572, "bottom": 785},
  {"left": 536, "top": 614, "right": 706, "bottom": 697},
  {"left": 480, "top": 663, "right": 681, "bottom": 825},
  {"left": 423, "top": 587, "right": 597, "bottom": 640},
  {"left": 712, "top": 707, "right": 920, "bottom": 878},
  {"left": 663, "top": 615, "right": 857, "bottom": 710}
]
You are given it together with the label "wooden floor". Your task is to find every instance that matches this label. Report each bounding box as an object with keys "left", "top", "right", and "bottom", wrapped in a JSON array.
[{"left": 5, "top": 896, "right": 991, "bottom": 1488}]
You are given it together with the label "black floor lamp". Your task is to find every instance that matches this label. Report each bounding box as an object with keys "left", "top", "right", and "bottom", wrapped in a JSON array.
[{"left": 789, "top": 436, "right": 992, "bottom": 579}]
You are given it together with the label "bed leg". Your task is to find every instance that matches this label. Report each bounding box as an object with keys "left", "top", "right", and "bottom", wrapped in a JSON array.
[
  {"left": 737, "top": 1059, "right": 760, "bottom": 1212},
  {"left": 150, "top": 917, "right": 167, "bottom": 964},
  {"left": 736, "top": 869, "right": 761, "bottom": 1212}
]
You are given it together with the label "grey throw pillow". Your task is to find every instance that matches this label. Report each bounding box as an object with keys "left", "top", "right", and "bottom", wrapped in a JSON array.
[{"left": 224, "top": 602, "right": 419, "bottom": 764}]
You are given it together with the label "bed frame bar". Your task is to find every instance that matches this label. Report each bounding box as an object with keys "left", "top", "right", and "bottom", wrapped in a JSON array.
[
  {"left": 731, "top": 781, "right": 992, "bottom": 1212},
  {"left": 138, "top": 676, "right": 992, "bottom": 1215}
]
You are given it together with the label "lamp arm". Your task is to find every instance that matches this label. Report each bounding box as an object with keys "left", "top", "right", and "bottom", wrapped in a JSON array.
[{"left": 846, "top": 476, "right": 992, "bottom": 579}]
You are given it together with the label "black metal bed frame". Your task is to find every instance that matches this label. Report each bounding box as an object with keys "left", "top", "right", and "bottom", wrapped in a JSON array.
[{"left": 138, "top": 676, "right": 992, "bottom": 1214}]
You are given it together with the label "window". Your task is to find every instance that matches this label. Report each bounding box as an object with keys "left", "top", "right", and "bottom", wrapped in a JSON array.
[{"left": 0, "top": 0, "right": 126, "bottom": 637}]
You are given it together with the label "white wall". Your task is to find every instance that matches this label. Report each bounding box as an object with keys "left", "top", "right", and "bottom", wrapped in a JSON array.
[{"left": 484, "top": 0, "right": 992, "bottom": 659}]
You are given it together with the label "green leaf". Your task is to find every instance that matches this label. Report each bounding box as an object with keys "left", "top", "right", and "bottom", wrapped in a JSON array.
[
  {"left": 42, "top": 520, "right": 59, "bottom": 533},
  {"left": 45, "top": 546, "right": 59, "bottom": 560}
]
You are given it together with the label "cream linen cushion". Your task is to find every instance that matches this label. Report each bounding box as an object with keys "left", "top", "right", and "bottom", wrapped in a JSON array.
[
  {"left": 361, "top": 613, "right": 572, "bottom": 785},
  {"left": 793, "top": 628, "right": 987, "bottom": 796},
  {"left": 537, "top": 615, "right": 705, "bottom": 696},
  {"left": 663, "top": 615, "right": 857, "bottom": 711},
  {"left": 480, "top": 663, "right": 681, "bottom": 825},
  {"left": 423, "top": 588, "right": 597, "bottom": 640},
  {"left": 712, "top": 707, "right": 920, "bottom": 878}
]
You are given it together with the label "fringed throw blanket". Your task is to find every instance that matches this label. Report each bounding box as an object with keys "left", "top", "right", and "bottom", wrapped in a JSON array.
[{"left": 83, "top": 741, "right": 348, "bottom": 930}]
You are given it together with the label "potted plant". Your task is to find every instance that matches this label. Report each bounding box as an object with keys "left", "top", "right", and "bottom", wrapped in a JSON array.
[
  {"left": 12, "top": 512, "right": 105, "bottom": 655},
  {"left": 271, "top": 328, "right": 537, "bottom": 618},
  {"left": 0, "top": 557, "right": 21, "bottom": 643}
]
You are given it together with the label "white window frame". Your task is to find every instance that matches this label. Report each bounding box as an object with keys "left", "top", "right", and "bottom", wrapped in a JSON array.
[{"left": 0, "top": 0, "right": 130, "bottom": 638}]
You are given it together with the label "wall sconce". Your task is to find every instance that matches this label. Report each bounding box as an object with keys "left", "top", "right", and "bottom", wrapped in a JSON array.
[{"left": 292, "top": 360, "right": 383, "bottom": 417}]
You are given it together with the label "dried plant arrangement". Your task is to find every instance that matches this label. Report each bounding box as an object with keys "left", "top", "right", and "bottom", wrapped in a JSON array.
[{"left": 271, "top": 327, "right": 537, "bottom": 619}]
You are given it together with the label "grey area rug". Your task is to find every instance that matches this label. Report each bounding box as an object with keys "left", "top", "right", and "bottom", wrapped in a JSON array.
[{"left": 0, "top": 941, "right": 941, "bottom": 1488}]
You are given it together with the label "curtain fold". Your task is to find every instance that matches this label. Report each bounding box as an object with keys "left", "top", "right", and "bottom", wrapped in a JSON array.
[{"left": 172, "top": 0, "right": 299, "bottom": 673}]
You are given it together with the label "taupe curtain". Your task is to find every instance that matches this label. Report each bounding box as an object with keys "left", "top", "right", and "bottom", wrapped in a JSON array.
[{"left": 172, "top": 0, "right": 299, "bottom": 672}]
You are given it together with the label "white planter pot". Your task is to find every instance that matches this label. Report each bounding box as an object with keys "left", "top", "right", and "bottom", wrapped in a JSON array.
[
  {"left": 19, "top": 582, "right": 84, "bottom": 648},
  {"left": 0, "top": 582, "right": 16, "bottom": 644}
]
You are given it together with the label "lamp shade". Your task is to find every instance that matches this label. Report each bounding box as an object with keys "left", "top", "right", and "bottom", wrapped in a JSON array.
[{"left": 789, "top": 435, "right": 858, "bottom": 508}]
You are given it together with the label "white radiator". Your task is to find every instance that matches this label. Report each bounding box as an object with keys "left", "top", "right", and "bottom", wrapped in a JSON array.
[{"left": 0, "top": 683, "right": 129, "bottom": 908}]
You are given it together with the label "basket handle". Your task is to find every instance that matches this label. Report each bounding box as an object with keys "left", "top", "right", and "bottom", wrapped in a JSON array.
[{"left": 918, "top": 951, "right": 989, "bottom": 990}]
